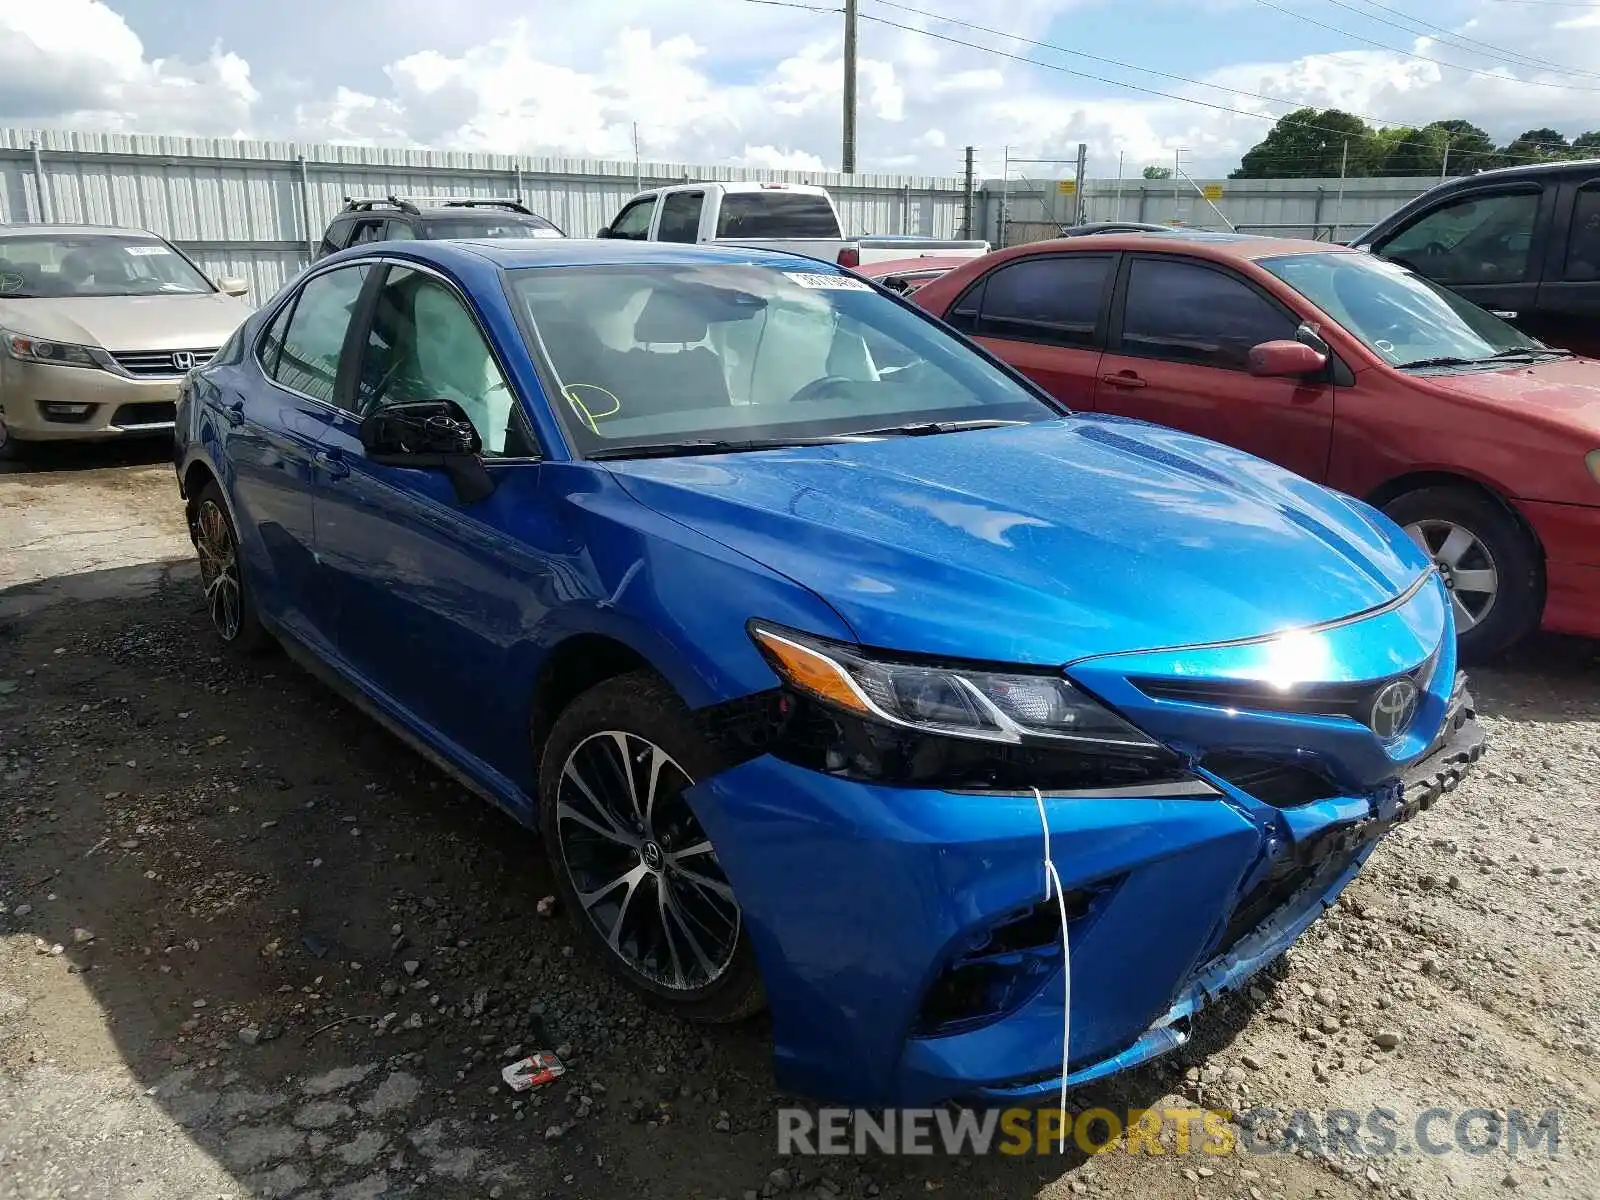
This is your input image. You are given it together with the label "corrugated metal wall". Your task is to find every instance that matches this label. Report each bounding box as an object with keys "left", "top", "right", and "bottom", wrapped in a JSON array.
[
  {"left": 989, "top": 175, "right": 1439, "bottom": 246},
  {"left": 0, "top": 129, "right": 973, "bottom": 300},
  {"left": 0, "top": 126, "right": 1443, "bottom": 298}
]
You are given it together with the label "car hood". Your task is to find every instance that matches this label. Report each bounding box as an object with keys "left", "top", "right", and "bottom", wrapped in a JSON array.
[
  {"left": 607, "top": 417, "right": 1431, "bottom": 665},
  {"left": 0, "top": 293, "right": 252, "bottom": 351},
  {"left": 1416, "top": 356, "right": 1600, "bottom": 433}
]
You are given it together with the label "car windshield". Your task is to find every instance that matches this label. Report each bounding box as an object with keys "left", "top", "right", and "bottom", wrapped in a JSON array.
[
  {"left": 1258, "top": 251, "right": 1544, "bottom": 368},
  {"left": 0, "top": 234, "right": 214, "bottom": 299},
  {"left": 507, "top": 263, "right": 1058, "bottom": 455},
  {"left": 425, "top": 215, "right": 564, "bottom": 240}
]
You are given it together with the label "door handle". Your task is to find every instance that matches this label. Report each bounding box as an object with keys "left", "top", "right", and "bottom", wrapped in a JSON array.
[
  {"left": 223, "top": 399, "right": 245, "bottom": 428},
  {"left": 314, "top": 449, "right": 351, "bottom": 480},
  {"left": 1100, "top": 371, "right": 1147, "bottom": 389}
]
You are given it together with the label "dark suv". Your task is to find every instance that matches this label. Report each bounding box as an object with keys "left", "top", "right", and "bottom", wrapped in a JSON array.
[
  {"left": 1354, "top": 159, "right": 1600, "bottom": 356},
  {"left": 315, "top": 197, "right": 565, "bottom": 260}
]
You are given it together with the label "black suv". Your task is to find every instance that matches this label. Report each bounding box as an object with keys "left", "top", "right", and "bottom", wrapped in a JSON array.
[
  {"left": 1354, "top": 159, "right": 1600, "bottom": 357},
  {"left": 315, "top": 197, "right": 565, "bottom": 260}
]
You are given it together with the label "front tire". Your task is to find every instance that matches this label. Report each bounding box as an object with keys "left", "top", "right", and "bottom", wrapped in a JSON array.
[
  {"left": 1383, "top": 486, "right": 1542, "bottom": 662},
  {"left": 192, "top": 481, "right": 267, "bottom": 654},
  {"left": 538, "top": 671, "right": 764, "bottom": 1023}
]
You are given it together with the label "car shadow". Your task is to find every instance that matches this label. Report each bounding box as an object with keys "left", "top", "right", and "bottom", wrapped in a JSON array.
[
  {"left": 0, "top": 436, "right": 172, "bottom": 476},
  {"left": 1468, "top": 633, "right": 1600, "bottom": 725},
  {"left": 0, "top": 565, "right": 1272, "bottom": 1199}
]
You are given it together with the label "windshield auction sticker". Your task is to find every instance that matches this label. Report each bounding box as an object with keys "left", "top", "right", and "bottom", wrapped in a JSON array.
[{"left": 784, "top": 272, "right": 871, "bottom": 291}]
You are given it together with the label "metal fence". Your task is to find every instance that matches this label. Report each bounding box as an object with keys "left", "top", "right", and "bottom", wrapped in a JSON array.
[
  {"left": 987, "top": 175, "right": 1440, "bottom": 246},
  {"left": 0, "top": 126, "right": 1446, "bottom": 299},
  {"left": 0, "top": 129, "right": 972, "bottom": 300}
]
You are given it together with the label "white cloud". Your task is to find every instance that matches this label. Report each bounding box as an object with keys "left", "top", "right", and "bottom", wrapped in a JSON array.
[
  {"left": 2, "top": 0, "right": 1600, "bottom": 177},
  {"left": 0, "top": 0, "right": 258, "bottom": 135}
]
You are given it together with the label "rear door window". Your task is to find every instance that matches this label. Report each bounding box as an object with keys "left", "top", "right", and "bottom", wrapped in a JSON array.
[
  {"left": 657, "top": 192, "right": 705, "bottom": 243},
  {"left": 1377, "top": 190, "right": 1542, "bottom": 285},
  {"left": 970, "top": 256, "right": 1112, "bottom": 348},
  {"left": 715, "top": 192, "right": 841, "bottom": 238},
  {"left": 1118, "top": 258, "right": 1298, "bottom": 370},
  {"left": 1562, "top": 183, "right": 1600, "bottom": 281}
]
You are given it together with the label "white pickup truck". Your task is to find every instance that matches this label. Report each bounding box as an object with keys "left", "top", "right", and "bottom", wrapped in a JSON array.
[{"left": 594, "top": 181, "right": 990, "bottom": 268}]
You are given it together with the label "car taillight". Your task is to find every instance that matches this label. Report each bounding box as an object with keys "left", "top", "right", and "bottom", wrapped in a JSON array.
[{"left": 837, "top": 247, "right": 860, "bottom": 268}]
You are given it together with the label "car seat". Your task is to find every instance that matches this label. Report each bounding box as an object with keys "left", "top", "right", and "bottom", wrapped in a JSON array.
[{"left": 621, "top": 291, "right": 732, "bottom": 418}]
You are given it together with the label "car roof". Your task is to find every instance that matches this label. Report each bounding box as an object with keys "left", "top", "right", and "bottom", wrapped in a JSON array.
[
  {"left": 991, "top": 229, "right": 1350, "bottom": 262},
  {"left": 0, "top": 223, "right": 160, "bottom": 240},
  {"left": 1431, "top": 157, "right": 1600, "bottom": 186},
  {"left": 361, "top": 237, "right": 843, "bottom": 273}
]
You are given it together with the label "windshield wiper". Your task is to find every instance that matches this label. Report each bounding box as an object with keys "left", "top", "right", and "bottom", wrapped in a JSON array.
[
  {"left": 843, "top": 418, "right": 1031, "bottom": 438},
  {"left": 1398, "top": 347, "right": 1572, "bottom": 370},
  {"left": 587, "top": 436, "right": 857, "bottom": 461}
]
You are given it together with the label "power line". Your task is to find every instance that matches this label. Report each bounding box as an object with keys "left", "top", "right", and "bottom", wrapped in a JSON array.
[
  {"left": 1328, "top": 0, "right": 1600, "bottom": 80},
  {"left": 859, "top": 1, "right": 1578, "bottom": 161},
  {"left": 1251, "top": 0, "right": 1600, "bottom": 91},
  {"left": 867, "top": 0, "right": 1418, "bottom": 129},
  {"left": 730, "top": 0, "right": 1585, "bottom": 167}
]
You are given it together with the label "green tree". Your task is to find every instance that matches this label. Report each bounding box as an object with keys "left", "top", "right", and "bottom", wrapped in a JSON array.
[
  {"left": 1500, "top": 127, "right": 1570, "bottom": 165},
  {"left": 1377, "top": 125, "right": 1446, "bottom": 176},
  {"left": 1230, "top": 108, "right": 1381, "bottom": 179},
  {"left": 1572, "top": 131, "right": 1600, "bottom": 156},
  {"left": 1141, "top": 165, "right": 1172, "bottom": 179}
]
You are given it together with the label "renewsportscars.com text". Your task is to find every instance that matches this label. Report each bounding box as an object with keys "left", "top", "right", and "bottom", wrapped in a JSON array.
[{"left": 777, "top": 1106, "right": 1563, "bottom": 1158}]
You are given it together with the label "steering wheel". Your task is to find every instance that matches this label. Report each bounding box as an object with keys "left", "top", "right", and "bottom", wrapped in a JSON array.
[{"left": 788, "top": 375, "right": 855, "bottom": 404}]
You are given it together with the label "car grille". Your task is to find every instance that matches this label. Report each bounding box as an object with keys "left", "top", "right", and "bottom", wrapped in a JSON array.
[
  {"left": 111, "top": 402, "right": 177, "bottom": 428},
  {"left": 1131, "top": 648, "right": 1439, "bottom": 732},
  {"left": 110, "top": 348, "right": 217, "bottom": 378}
]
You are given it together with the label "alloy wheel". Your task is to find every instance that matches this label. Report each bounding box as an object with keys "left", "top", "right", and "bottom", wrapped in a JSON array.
[
  {"left": 554, "top": 731, "right": 741, "bottom": 992},
  {"left": 1403, "top": 518, "right": 1499, "bottom": 633},
  {"left": 195, "top": 499, "right": 243, "bottom": 641}
]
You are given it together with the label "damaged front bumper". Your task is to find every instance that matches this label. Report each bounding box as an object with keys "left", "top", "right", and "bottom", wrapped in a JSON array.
[
  {"left": 686, "top": 572, "right": 1483, "bottom": 1107},
  {"left": 968, "top": 694, "right": 1485, "bottom": 1105}
]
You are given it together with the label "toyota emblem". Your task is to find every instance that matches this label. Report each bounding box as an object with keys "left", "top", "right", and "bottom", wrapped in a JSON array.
[
  {"left": 171, "top": 351, "right": 197, "bottom": 371},
  {"left": 1369, "top": 678, "right": 1420, "bottom": 741}
]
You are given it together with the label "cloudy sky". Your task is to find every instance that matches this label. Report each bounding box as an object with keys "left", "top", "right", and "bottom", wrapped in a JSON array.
[{"left": 2, "top": 0, "right": 1598, "bottom": 177}]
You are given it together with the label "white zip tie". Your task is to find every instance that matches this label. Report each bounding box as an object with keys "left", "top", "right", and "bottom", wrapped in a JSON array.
[{"left": 1034, "top": 787, "right": 1071, "bottom": 1153}]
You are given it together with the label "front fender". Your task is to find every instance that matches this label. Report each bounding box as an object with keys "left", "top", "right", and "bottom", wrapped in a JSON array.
[{"left": 535, "top": 462, "right": 856, "bottom": 710}]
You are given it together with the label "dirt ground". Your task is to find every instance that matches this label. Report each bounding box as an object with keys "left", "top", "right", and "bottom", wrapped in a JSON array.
[{"left": 1, "top": 443, "right": 1596, "bottom": 1200}]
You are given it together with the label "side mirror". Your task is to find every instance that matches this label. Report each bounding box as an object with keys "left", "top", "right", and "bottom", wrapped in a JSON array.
[
  {"left": 358, "top": 399, "right": 495, "bottom": 503},
  {"left": 594, "top": 226, "right": 611, "bottom": 239},
  {"left": 1248, "top": 339, "right": 1328, "bottom": 379},
  {"left": 218, "top": 277, "right": 250, "bottom": 297}
]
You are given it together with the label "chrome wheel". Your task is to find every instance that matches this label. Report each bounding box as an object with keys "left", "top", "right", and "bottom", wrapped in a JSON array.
[
  {"left": 554, "top": 731, "right": 740, "bottom": 992},
  {"left": 1404, "top": 518, "right": 1498, "bottom": 633},
  {"left": 195, "top": 499, "right": 243, "bottom": 641}
]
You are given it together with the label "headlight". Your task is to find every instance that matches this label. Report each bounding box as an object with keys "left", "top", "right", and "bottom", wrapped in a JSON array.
[
  {"left": 749, "top": 622, "right": 1162, "bottom": 754},
  {"left": 3, "top": 331, "right": 107, "bottom": 369},
  {"left": 1587, "top": 449, "right": 1600, "bottom": 486}
]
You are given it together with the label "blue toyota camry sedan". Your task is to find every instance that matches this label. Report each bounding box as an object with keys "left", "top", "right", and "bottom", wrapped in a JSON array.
[{"left": 173, "top": 238, "right": 1482, "bottom": 1107}]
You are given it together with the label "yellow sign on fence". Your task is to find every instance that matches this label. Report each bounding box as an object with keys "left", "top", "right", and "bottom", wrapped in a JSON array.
[
  {"left": 1056, "top": 180, "right": 1077, "bottom": 195},
  {"left": 1201, "top": 184, "right": 1224, "bottom": 201}
]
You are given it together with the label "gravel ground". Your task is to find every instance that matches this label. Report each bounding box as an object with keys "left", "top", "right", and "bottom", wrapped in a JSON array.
[{"left": 0, "top": 446, "right": 1596, "bottom": 1200}]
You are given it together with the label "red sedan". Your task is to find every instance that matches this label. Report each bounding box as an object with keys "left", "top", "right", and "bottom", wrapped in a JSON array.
[{"left": 912, "top": 232, "right": 1600, "bottom": 657}]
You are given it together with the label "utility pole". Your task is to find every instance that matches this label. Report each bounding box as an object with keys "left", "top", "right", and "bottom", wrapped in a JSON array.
[
  {"left": 633, "top": 122, "right": 641, "bottom": 193},
  {"left": 1114, "top": 150, "right": 1124, "bottom": 221},
  {"left": 1333, "top": 137, "right": 1348, "bottom": 242},
  {"left": 842, "top": 0, "right": 858, "bottom": 174},
  {"left": 961, "top": 146, "right": 975, "bottom": 240},
  {"left": 1440, "top": 139, "right": 1451, "bottom": 181},
  {"left": 1073, "top": 143, "right": 1088, "bottom": 225}
]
